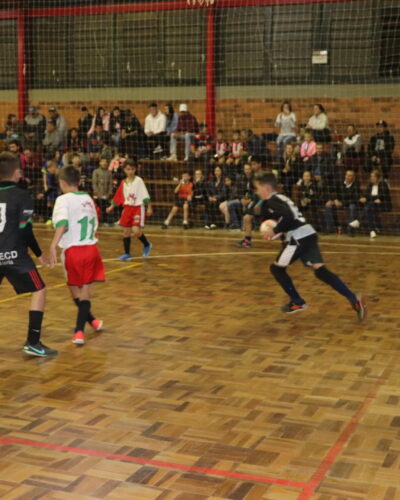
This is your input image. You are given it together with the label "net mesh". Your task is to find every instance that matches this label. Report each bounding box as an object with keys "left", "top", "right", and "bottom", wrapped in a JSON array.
[{"left": 0, "top": 0, "right": 399, "bottom": 235}]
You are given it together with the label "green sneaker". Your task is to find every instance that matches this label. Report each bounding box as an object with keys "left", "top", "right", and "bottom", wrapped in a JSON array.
[{"left": 23, "top": 342, "right": 58, "bottom": 357}]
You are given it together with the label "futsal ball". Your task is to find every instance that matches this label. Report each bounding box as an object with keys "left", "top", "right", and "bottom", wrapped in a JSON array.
[{"left": 260, "top": 219, "right": 281, "bottom": 240}]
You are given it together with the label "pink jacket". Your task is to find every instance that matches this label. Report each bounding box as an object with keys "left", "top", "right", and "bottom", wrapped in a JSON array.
[{"left": 300, "top": 140, "right": 316, "bottom": 158}]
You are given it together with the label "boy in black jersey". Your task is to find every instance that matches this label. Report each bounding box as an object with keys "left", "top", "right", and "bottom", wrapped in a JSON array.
[
  {"left": 0, "top": 152, "right": 57, "bottom": 356},
  {"left": 254, "top": 173, "right": 366, "bottom": 320}
]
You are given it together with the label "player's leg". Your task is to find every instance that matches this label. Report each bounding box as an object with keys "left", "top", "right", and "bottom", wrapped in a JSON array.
[
  {"left": 70, "top": 284, "right": 91, "bottom": 344},
  {"left": 270, "top": 243, "right": 307, "bottom": 313},
  {"left": 134, "top": 207, "right": 152, "bottom": 257},
  {"left": 120, "top": 226, "right": 132, "bottom": 260},
  {"left": 69, "top": 287, "right": 102, "bottom": 332},
  {"left": 236, "top": 214, "right": 253, "bottom": 247},
  {"left": 219, "top": 201, "right": 230, "bottom": 226},
  {"left": 10, "top": 267, "right": 58, "bottom": 357}
]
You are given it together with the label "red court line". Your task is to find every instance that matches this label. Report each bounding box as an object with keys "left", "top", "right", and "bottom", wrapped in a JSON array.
[
  {"left": 0, "top": 436, "right": 306, "bottom": 489},
  {"left": 296, "top": 376, "right": 386, "bottom": 500}
]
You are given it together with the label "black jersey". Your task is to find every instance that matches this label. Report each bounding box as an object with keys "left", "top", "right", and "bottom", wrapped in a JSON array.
[
  {"left": 261, "top": 192, "right": 316, "bottom": 242},
  {"left": 0, "top": 181, "right": 37, "bottom": 263}
]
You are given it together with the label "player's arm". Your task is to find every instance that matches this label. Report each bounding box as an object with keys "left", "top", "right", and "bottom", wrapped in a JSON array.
[
  {"left": 107, "top": 181, "right": 124, "bottom": 213},
  {"left": 49, "top": 225, "right": 67, "bottom": 267},
  {"left": 144, "top": 198, "right": 153, "bottom": 217},
  {"left": 18, "top": 196, "right": 48, "bottom": 265}
]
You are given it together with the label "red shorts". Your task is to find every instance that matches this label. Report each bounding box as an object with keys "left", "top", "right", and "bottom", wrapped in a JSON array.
[
  {"left": 119, "top": 205, "right": 145, "bottom": 227},
  {"left": 63, "top": 244, "right": 105, "bottom": 287}
]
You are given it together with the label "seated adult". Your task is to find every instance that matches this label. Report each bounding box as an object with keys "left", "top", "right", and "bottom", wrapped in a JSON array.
[
  {"left": 297, "top": 170, "right": 320, "bottom": 229},
  {"left": 87, "top": 123, "right": 110, "bottom": 162},
  {"left": 227, "top": 163, "right": 254, "bottom": 230},
  {"left": 120, "top": 109, "right": 146, "bottom": 159},
  {"left": 144, "top": 102, "right": 167, "bottom": 158},
  {"left": 240, "top": 129, "right": 266, "bottom": 160},
  {"left": 48, "top": 106, "right": 67, "bottom": 145},
  {"left": 342, "top": 125, "right": 363, "bottom": 171},
  {"left": 204, "top": 165, "right": 227, "bottom": 229},
  {"left": 349, "top": 169, "right": 392, "bottom": 239},
  {"left": 324, "top": 170, "right": 360, "bottom": 234},
  {"left": 163, "top": 103, "right": 179, "bottom": 158},
  {"left": 168, "top": 104, "right": 199, "bottom": 162},
  {"left": 279, "top": 142, "right": 302, "bottom": 197},
  {"left": 23, "top": 106, "right": 46, "bottom": 152},
  {"left": 109, "top": 106, "right": 124, "bottom": 151},
  {"left": 42, "top": 119, "right": 63, "bottom": 160},
  {"left": 78, "top": 106, "right": 93, "bottom": 151},
  {"left": 367, "top": 120, "right": 395, "bottom": 180},
  {"left": 307, "top": 104, "right": 330, "bottom": 143},
  {"left": 4, "top": 114, "right": 24, "bottom": 146},
  {"left": 275, "top": 100, "right": 297, "bottom": 159},
  {"left": 309, "top": 143, "right": 334, "bottom": 186}
]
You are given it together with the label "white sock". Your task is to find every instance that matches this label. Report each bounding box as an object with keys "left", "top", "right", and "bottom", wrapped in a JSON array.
[
  {"left": 164, "top": 220, "right": 169, "bottom": 226},
  {"left": 183, "top": 220, "right": 188, "bottom": 224}
]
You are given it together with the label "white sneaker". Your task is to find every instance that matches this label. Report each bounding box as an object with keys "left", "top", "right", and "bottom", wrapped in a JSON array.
[
  {"left": 204, "top": 225, "right": 210, "bottom": 230},
  {"left": 183, "top": 156, "right": 189, "bottom": 162},
  {"left": 210, "top": 224, "right": 217, "bottom": 230},
  {"left": 167, "top": 154, "right": 177, "bottom": 161},
  {"left": 349, "top": 219, "right": 360, "bottom": 229},
  {"left": 370, "top": 230, "right": 377, "bottom": 239},
  {"left": 153, "top": 145, "right": 163, "bottom": 154}
]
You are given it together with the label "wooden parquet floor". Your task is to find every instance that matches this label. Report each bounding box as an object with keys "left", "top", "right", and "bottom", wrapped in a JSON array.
[{"left": 0, "top": 227, "right": 399, "bottom": 500}]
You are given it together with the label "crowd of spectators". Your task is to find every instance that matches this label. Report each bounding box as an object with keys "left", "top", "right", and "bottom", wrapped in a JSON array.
[{"left": 1, "top": 100, "right": 397, "bottom": 238}]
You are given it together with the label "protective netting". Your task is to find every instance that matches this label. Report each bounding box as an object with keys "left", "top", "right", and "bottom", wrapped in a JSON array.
[{"left": 0, "top": 0, "right": 399, "bottom": 236}]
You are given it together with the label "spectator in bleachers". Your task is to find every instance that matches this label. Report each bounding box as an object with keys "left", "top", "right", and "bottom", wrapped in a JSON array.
[
  {"left": 88, "top": 123, "right": 110, "bottom": 162},
  {"left": 219, "top": 176, "right": 243, "bottom": 230},
  {"left": 78, "top": 106, "right": 93, "bottom": 149},
  {"left": 109, "top": 106, "right": 123, "bottom": 151},
  {"left": 226, "top": 163, "right": 253, "bottom": 230},
  {"left": 279, "top": 143, "right": 302, "bottom": 197},
  {"left": 168, "top": 104, "right": 199, "bottom": 162},
  {"left": 48, "top": 106, "right": 67, "bottom": 144},
  {"left": 8, "top": 140, "right": 28, "bottom": 188},
  {"left": 144, "top": 102, "right": 167, "bottom": 158},
  {"left": 275, "top": 100, "right": 297, "bottom": 159},
  {"left": 121, "top": 109, "right": 146, "bottom": 159},
  {"left": 161, "top": 172, "right": 193, "bottom": 230},
  {"left": 190, "top": 169, "right": 207, "bottom": 208},
  {"left": 342, "top": 125, "right": 364, "bottom": 172},
  {"left": 324, "top": 169, "right": 360, "bottom": 234},
  {"left": 23, "top": 146, "right": 41, "bottom": 185},
  {"left": 43, "top": 119, "right": 63, "bottom": 160},
  {"left": 163, "top": 103, "right": 179, "bottom": 158},
  {"left": 92, "top": 157, "right": 114, "bottom": 225},
  {"left": 67, "top": 127, "right": 82, "bottom": 153},
  {"left": 23, "top": 106, "right": 46, "bottom": 152},
  {"left": 205, "top": 165, "right": 227, "bottom": 229},
  {"left": 367, "top": 120, "right": 395, "bottom": 180},
  {"left": 307, "top": 104, "right": 331, "bottom": 143},
  {"left": 4, "top": 114, "right": 24, "bottom": 146},
  {"left": 188, "top": 123, "right": 213, "bottom": 176},
  {"left": 241, "top": 129, "right": 265, "bottom": 159},
  {"left": 350, "top": 169, "right": 392, "bottom": 239},
  {"left": 43, "top": 159, "right": 59, "bottom": 225},
  {"left": 225, "top": 129, "right": 244, "bottom": 175},
  {"left": 300, "top": 131, "right": 317, "bottom": 167},
  {"left": 214, "top": 129, "right": 230, "bottom": 160},
  {"left": 309, "top": 143, "right": 333, "bottom": 185},
  {"left": 297, "top": 170, "right": 320, "bottom": 229},
  {"left": 88, "top": 107, "right": 110, "bottom": 136}
]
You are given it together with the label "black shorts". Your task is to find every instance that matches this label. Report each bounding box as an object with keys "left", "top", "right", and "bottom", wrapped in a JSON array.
[
  {"left": 276, "top": 233, "right": 324, "bottom": 267},
  {"left": 174, "top": 197, "right": 189, "bottom": 208},
  {"left": 0, "top": 256, "right": 45, "bottom": 295}
]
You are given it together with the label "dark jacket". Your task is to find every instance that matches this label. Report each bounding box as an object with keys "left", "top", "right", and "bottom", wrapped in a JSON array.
[
  {"left": 235, "top": 174, "right": 254, "bottom": 199},
  {"left": 192, "top": 179, "right": 207, "bottom": 202},
  {"left": 338, "top": 181, "right": 361, "bottom": 207},
  {"left": 297, "top": 180, "right": 320, "bottom": 208},
  {"left": 206, "top": 178, "right": 227, "bottom": 202},
  {"left": 368, "top": 131, "right": 395, "bottom": 165},
  {"left": 78, "top": 114, "right": 93, "bottom": 141},
  {"left": 364, "top": 181, "right": 392, "bottom": 212},
  {"left": 309, "top": 153, "right": 335, "bottom": 181}
]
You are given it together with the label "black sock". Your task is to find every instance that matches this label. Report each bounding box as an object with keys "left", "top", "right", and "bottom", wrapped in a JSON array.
[
  {"left": 315, "top": 266, "right": 357, "bottom": 306},
  {"left": 270, "top": 264, "right": 305, "bottom": 305},
  {"left": 139, "top": 234, "right": 149, "bottom": 247},
  {"left": 123, "top": 237, "right": 131, "bottom": 254},
  {"left": 27, "top": 310, "right": 43, "bottom": 345},
  {"left": 75, "top": 300, "right": 90, "bottom": 333},
  {"left": 73, "top": 298, "right": 95, "bottom": 324},
  {"left": 245, "top": 236, "right": 252, "bottom": 242}
]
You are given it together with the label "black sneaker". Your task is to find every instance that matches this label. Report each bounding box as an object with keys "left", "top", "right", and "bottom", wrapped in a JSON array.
[
  {"left": 161, "top": 223, "right": 168, "bottom": 230},
  {"left": 23, "top": 342, "right": 58, "bottom": 357},
  {"left": 236, "top": 239, "right": 252, "bottom": 248},
  {"left": 353, "top": 294, "right": 367, "bottom": 322},
  {"left": 183, "top": 223, "right": 189, "bottom": 230},
  {"left": 281, "top": 302, "right": 308, "bottom": 314}
]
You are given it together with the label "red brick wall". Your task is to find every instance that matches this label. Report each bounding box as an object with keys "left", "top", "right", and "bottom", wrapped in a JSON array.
[{"left": 27, "top": 97, "right": 400, "bottom": 140}]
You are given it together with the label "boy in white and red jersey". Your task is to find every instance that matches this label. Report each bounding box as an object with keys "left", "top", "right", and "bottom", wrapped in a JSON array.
[
  {"left": 50, "top": 166, "right": 105, "bottom": 346},
  {"left": 106, "top": 159, "right": 153, "bottom": 260}
]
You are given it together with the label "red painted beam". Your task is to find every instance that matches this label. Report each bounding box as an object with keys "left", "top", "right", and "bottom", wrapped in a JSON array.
[
  {"left": 17, "top": 9, "right": 27, "bottom": 121},
  {"left": 0, "top": 10, "right": 18, "bottom": 19},
  {"left": 205, "top": 6, "right": 216, "bottom": 135}
]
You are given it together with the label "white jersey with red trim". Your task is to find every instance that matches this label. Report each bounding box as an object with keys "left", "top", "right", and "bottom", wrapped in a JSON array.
[
  {"left": 52, "top": 192, "right": 98, "bottom": 249},
  {"left": 113, "top": 177, "right": 150, "bottom": 207}
]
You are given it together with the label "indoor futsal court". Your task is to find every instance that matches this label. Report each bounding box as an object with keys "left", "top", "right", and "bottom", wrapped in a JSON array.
[{"left": 1, "top": 0, "right": 400, "bottom": 499}]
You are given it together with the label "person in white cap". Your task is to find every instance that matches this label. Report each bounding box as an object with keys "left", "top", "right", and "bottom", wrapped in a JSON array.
[{"left": 168, "top": 103, "right": 199, "bottom": 162}]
